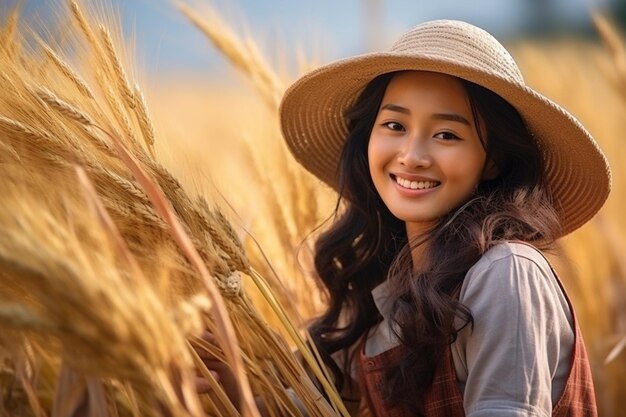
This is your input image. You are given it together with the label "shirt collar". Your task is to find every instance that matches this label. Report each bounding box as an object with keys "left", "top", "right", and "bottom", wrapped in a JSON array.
[{"left": 371, "top": 280, "right": 394, "bottom": 322}]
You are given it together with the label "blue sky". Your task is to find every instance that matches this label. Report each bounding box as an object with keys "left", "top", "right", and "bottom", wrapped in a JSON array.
[{"left": 14, "top": 0, "right": 614, "bottom": 76}]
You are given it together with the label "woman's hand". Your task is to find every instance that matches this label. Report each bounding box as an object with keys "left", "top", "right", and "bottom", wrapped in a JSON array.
[{"left": 192, "top": 330, "right": 241, "bottom": 410}]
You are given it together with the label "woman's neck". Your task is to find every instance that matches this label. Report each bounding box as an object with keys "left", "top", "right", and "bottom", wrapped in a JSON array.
[{"left": 405, "top": 223, "right": 433, "bottom": 272}]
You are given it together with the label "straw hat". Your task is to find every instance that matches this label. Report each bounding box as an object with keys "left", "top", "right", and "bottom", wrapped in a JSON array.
[{"left": 279, "top": 19, "right": 611, "bottom": 237}]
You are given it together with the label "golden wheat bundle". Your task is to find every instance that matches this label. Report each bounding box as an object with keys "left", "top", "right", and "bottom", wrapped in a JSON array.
[
  {"left": 0, "top": 168, "right": 205, "bottom": 417},
  {"left": 0, "top": 2, "right": 348, "bottom": 416}
]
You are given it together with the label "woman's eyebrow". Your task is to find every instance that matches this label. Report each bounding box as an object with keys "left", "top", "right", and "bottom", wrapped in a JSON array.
[
  {"left": 380, "top": 103, "right": 410, "bottom": 114},
  {"left": 432, "top": 113, "right": 471, "bottom": 126},
  {"left": 380, "top": 104, "right": 472, "bottom": 126}
]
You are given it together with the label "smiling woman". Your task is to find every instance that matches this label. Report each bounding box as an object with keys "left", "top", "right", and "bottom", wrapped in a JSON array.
[{"left": 272, "top": 19, "right": 609, "bottom": 416}]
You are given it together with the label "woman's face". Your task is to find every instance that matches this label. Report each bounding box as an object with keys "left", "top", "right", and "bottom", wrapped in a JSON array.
[{"left": 368, "top": 71, "right": 490, "bottom": 238}]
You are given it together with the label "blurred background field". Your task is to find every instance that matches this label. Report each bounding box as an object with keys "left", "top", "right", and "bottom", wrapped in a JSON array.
[{"left": 4, "top": 0, "right": 626, "bottom": 416}]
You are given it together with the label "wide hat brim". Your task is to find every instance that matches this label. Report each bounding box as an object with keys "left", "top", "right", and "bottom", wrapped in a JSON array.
[{"left": 279, "top": 23, "right": 611, "bottom": 238}]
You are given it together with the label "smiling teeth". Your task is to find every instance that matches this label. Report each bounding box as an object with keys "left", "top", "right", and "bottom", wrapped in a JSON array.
[{"left": 395, "top": 177, "right": 438, "bottom": 190}]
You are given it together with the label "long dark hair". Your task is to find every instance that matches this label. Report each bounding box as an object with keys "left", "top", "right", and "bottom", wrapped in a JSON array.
[{"left": 309, "top": 71, "right": 561, "bottom": 413}]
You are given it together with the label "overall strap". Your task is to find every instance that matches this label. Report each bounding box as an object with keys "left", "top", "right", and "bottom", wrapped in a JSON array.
[
  {"left": 357, "top": 338, "right": 465, "bottom": 417},
  {"left": 357, "top": 339, "right": 411, "bottom": 417}
]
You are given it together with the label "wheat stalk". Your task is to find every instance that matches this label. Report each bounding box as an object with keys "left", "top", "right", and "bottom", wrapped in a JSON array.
[
  {"left": 0, "top": 115, "right": 48, "bottom": 142},
  {"left": 104, "top": 127, "right": 260, "bottom": 416},
  {"left": 0, "top": 7, "right": 19, "bottom": 59},
  {"left": 38, "top": 39, "right": 96, "bottom": 100},
  {"left": 593, "top": 13, "right": 626, "bottom": 93},
  {"left": 69, "top": 0, "right": 99, "bottom": 52},
  {"left": 175, "top": 1, "right": 283, "bottom": 109},
  {"left": 99, "top": 25, "right": 136, "bottom": 109},
  {"left": 133, "top": 84, "right": 156, "bottom": 151},
  {"left": 102, "top": 83, "right": 138, "bottom": 147},
  {"left": 171, "top": 5, "right": 326, "bottom": 292},
  {"left": 176, "top": 1, "right": 331, "bottom": 320},
  {"left": 36, "top": 86, "right": 96, "bottom": 126},
  {"left": 0, "top": 2, "right": 349, "bottom": 416},
  {"left": 0, "top": 188, "right": 201, "bottom": 417},
  {"left": 98, "top": 25, "right": 156, "bottom": 157}
]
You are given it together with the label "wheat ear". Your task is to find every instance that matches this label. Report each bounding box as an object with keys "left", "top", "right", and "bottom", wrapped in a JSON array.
[
  {"left": 36, "top": 87, "right": 96, "bottom": 126},
  {"left": 175, "top": 1, "right": 283, "bottom": 108},
  {"left": 69, "top": 0, "right": 99, "bottom": 50},
  {"left": 133, "top": 84, "right": 156, "bottom": 151},
  {"left": 593, "top": 13, "right": 626, "bottom": 92},
  {"left": 0, "top": 8, "right": 19, "bottom": 58},
  {"left": 105, "top": 128, "right": 261, "bottom": 417},
  {"left": 99, "top": 25, "right": 136, "bottom": 109},
  {"left": 38, "top": 40, "right": 96, "bottom": 100}
]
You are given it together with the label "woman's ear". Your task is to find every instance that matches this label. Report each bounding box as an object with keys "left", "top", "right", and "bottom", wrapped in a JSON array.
[{"left": 481, "top": 158, "right": 500, "bottom": 180}]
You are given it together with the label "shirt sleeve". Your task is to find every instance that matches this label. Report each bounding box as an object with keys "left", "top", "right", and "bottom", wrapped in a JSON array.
[{"left": 453, "top": 246, "right": 574, "bottom": 417}]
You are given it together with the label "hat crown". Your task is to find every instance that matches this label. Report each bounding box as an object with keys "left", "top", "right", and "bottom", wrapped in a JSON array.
[{"left": 391, "top": 19, "right": 524, "bottom": 84}]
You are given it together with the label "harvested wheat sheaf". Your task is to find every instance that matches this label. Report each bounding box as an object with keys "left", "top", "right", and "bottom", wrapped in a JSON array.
[{"left": 0, "top": 2, "right": 348, "bottom": 417}]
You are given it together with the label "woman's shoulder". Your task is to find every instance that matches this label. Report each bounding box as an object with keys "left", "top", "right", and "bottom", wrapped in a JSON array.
[
  {"left": 461, "top": 241, "right": 565, "bottom": 307},
  {"left": 454, "top": 242, "right": 575, "bottom": 412},
  {"left": 469, "top": 240, "right": 553, "bottom": 277}
]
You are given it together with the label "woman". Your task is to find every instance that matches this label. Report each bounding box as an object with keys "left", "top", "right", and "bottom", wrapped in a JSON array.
[{"left": 202, "top": 19, "right": 610, "bottom": 416}]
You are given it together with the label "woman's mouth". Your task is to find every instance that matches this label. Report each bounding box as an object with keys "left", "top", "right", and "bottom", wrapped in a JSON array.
[{"left": 393, "top": 175, "right": 440, "bottom": 190}]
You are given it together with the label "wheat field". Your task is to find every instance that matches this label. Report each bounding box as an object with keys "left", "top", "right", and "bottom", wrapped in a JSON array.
[{"left": 0, "top": 1, "right": 625, "bottom": 416}]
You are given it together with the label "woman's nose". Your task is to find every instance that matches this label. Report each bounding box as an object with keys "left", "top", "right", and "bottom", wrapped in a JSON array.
[{"left": 397, "top": 137, "right": 432, "bottom": 168}]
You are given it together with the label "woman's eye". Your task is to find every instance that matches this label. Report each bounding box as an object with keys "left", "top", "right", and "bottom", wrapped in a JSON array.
[
  {"left": 383, "top": 122, "right": 405, "bottom": 132},
  {"left": 435, "top": 131, "right": 460, "bottom": 140}
]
